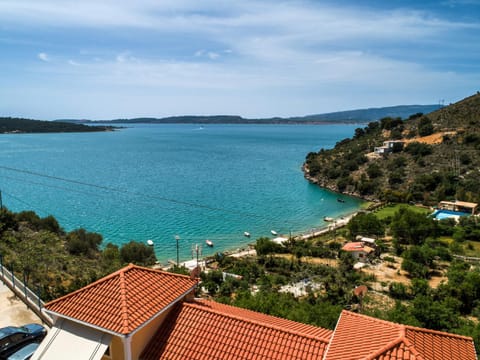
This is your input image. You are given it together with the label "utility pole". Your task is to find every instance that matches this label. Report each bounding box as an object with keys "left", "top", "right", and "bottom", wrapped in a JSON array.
[{"left": 175, "top": 235, "right": 180, "bottom": 267}]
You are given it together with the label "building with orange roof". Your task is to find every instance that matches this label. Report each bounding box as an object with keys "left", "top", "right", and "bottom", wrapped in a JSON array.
[
  {"left": 341, "top": 241, "right": 375, "bottom": 262},
  {"left": 31, "top": 264, "right": 477, "bottom": 360}
]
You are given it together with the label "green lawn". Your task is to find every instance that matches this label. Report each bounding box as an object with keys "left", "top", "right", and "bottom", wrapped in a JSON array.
[{"left": 372, "top": 203, "right": 431, "bottom": 220}]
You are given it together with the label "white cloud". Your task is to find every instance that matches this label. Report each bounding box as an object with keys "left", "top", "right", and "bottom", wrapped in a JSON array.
[{"left": 37, "top": 52, "right": 49, "bottom": 62}]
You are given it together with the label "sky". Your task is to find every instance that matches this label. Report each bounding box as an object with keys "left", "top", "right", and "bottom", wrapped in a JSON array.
[{"left": 1, "top": 0, "right": 479, "bottom": 120}]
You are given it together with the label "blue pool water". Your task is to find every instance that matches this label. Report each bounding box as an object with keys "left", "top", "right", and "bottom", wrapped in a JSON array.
[
  {"left": 431, "top": 209, "right": 470, "bottom": 220},
  {"left": 0, "top": 123, "right": 363, "bottom": 263}
]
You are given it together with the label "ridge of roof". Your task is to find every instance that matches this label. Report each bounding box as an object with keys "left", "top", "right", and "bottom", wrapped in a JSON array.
[
  {"left": 141, "top": 300, "right": 331, "bottom": 360},
  {"left": 44, "top": 263, "right": 198, "bottom": 335},
  {"left": 364, "top": 333, "right": 422, "bottom": 360},
  {"left": 45, "top": 264, "right": 194, "bottom": 308},
  {"left": 404, "top": 323, "right": 476, "bottom": 341},
  {"left": 326, "top": 311, "right": 477, "bottom": 360},
  {"left": 119, "top": 270, "right": 129, "bottom": 334},
  {"left": 323, "top": 310, "right": 404, "bottom": 360},
  {"left": 189, "top": 299, "right": 332, "bottom": 343}
]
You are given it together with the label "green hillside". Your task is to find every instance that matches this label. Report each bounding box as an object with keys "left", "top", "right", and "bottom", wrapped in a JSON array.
[
  {"left": 304, "top": 92, "right": 480, "bottom": 205},
  {"left": 0, "top": 117, "right": 115, "bottom": 133}
]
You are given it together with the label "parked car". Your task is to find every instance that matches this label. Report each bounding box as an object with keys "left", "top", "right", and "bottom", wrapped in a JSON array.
[
  {"left": 0, "top": 324, "right": 46, "bottom": 359},
  {"left": 6, "top": 342, "right": 39, "bottom": 360}
]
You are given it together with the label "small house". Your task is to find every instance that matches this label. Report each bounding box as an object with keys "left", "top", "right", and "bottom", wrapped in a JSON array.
[{"left": 342, "top": 242, "right": 374, "bottom": 262}]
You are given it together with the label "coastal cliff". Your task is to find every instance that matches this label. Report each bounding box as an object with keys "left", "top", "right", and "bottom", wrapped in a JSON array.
[{"left": 303, "top": 92, "right": 480, "bottom": 205}]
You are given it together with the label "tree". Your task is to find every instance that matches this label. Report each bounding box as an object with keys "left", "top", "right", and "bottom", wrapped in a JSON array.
[
  {"left": 65, "top": 228, "right": 102, "bottom": 258},
  {"left": 418, "top": 117, "right": 434, "bottom": 137},
  {"left": 347, "top": 213, "right": 385, "bottom": 240},
  {"left": 120, "top": 241, "right": 157, "bottom": 266},
  {"left": 390, "top": 207, "right": 437, "bottom": 245}
]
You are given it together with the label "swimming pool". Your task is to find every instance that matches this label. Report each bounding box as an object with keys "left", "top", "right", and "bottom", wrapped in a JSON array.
[{"left": 430, "top": 209, "right": 470, "bottom": 221}]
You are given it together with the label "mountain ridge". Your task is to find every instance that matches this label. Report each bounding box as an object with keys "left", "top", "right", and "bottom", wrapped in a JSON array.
[{"left": 55, "top": 104, "right": 441, "bottom": 124}]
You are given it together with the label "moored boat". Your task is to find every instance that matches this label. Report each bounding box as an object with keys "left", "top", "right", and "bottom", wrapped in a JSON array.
[
  {"left": 271, "top": 230, "right": 278, "bottom": 236},
  {"left": 146, "top": 239, "right": 154, "bottom": 246},
  {"left": 244, "top": 232, "right": 251, "bottom": 237},
  {"left": 205, "top": 239, "right": 214, "bottom": 247},
  {"left": 324, "top": 216, "right": 334, "bottom": 222}
]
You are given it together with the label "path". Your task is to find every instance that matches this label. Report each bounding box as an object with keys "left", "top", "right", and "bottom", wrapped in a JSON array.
[{"left": 0, "top": 281, "right": 43, "bottom": 327}]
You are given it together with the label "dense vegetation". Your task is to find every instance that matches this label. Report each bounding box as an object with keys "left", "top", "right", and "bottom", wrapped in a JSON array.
[
  {"left": 304, "top": 92, "right": 480, "bottom": 205},
  {"left": 0, "top": 117, "right": 115, "bottom": 133},
  {"left": 197, "top": 205, "right": 480, "bottom": 353},
  {"left": 0, "top": 208, "right": 156, "bottom": 300}
]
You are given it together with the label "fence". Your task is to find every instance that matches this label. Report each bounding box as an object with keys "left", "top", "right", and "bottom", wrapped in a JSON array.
[{"left": 0, "top": 260, "right": 53, "bottom": 327}]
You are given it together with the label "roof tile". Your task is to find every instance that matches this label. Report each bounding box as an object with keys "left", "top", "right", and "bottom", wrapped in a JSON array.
[
  {"left": 44, "top": 264, "right": 197, "bottom": 334},
  {"left": 140, "top": 299, "right": 332, "bottom": 360},
  {"left": 324, "top": 311, "right": 477, "bottom": 360}
]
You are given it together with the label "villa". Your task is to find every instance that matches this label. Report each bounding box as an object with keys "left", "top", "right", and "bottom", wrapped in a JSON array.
[
  {"left": 341, "top": 241, "right": 375, "bottom": 262},
  {"left": 374, "top": 140, "right": 405, "bottom": 155},
  {"left": 31, "top": 264, "right": 477, "bottom": 360},
  {"left": 438, "top": 200, "right": 478, "bottom": 215}
]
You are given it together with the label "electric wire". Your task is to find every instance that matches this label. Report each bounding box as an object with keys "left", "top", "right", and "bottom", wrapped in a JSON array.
[{"left": 0, "top": 164, "right": 284, "bottom": 223}]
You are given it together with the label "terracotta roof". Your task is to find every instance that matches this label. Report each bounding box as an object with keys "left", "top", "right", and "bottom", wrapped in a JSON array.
[
  {"left": 324, "top": 311, "right": 477, "bottom": 360},
  {"left": 342, "top": 242, "right": 374, "bottom": 253},
  {"left": 44, "top": 264, "right": 197, "bottom": 335},
  {"left": 140, "top": 299, "right": 332, "bottom": 360}
]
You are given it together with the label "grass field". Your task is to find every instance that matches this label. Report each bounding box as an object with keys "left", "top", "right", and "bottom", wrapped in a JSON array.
[{"left": 372, "top": 203, "right": 431, "bottom": 221}]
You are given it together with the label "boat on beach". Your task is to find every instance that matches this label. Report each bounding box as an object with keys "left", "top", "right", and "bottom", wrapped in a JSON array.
[
  {"left": 244, "top": 232, "right": 251, "bottom": 237},
  {"left": 205, "top": 239, "right": 214, "bottom": 247},
  {"left": 271, "top": 230, "right": 278, "bottom": 236}
]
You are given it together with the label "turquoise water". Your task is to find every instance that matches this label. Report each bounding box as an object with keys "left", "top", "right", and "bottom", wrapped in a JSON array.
[
  {"left": 431, "top": 209, "right": 470, "bottom": 220},
  {"left": 0, "top": 123, "right": 363, "bottom": 263}
]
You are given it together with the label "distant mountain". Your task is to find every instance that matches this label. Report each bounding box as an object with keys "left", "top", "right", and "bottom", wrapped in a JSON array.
[
  {"left": 289, "top": 104, "right": 442, "bottom": 123},
  {"left": 56, "top": 104, "right": 442, "bottom": 125}
]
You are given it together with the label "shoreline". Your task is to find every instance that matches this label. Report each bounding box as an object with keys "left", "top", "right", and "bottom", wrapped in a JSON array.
[{"left": 162, "top": 209, "right": 359, "bottom": 271}]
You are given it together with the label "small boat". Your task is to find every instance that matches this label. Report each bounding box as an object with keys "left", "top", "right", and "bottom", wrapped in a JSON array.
[
  {"left": 146, "top": 239, "right": 154, "bottom": 246},
  {"left": 244, "top": 232, "right": 251, "bottom": 237},
  {"left": 205, "top": 239, "right": 214, "bottom": 247},
  {"left": 324, "top": 216, "right": 334, "bottom": 222},
  {"left": 271, "top": 230, "right": 278, "bottom": 236},
  {"left": 337, "top": 198, "right": 346, "bottom": 203}
]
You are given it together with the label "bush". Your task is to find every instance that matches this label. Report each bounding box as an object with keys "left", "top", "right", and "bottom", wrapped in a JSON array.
[
  {"left": 120, "top": 241, "right": 157, "bottom": 266},
  {"left": 65, "top": 228, "right": 102, "bottom": 258}
]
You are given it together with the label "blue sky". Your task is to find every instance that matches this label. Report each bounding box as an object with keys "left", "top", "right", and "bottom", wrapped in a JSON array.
[{"left": 1, "top": 0, "right": 479, "bottom": 120}]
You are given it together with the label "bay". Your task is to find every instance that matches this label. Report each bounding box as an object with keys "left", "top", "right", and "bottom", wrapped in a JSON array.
[{"left": 0, "top": 123, "right": 363, "bottom": 264}]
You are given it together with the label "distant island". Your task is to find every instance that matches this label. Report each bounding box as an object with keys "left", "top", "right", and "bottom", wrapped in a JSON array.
[
  {"left": 0, "top": 117, "right": 116, "bottom": 134},
  {"left": 56, "top": 104, "right": 442, "bottom": 125}
]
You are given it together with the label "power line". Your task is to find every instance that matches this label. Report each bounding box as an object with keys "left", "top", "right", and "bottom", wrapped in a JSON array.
[{"left": 0, "top": 164, "right": 288, "bottom": 224}]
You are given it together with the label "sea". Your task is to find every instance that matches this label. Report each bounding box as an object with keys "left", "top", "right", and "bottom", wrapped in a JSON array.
[{"left": 0, "top": 123, "right": 364, "bottom": 264}]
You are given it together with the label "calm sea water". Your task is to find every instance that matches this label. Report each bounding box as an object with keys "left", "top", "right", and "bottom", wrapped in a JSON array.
[{"left": 0, "top": 123, "right": 363, "bottom": 263}]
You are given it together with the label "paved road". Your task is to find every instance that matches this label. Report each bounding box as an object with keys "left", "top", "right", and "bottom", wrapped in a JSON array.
[{"left": 0, "top": 281, "right": 43, "bottom": 327}]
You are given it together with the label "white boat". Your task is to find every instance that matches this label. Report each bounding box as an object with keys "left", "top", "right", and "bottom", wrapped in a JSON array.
[
  {"left": 244, "top": 232, "right": 251, "bottom": 237},
  {"left": 324, "top": 217, "right": 334, "bottom": 222},
  {"left": 146, "top": 239, "right": 154, "bottom": 246},
  {"left": 271, "top": 230, "right": 278, "bottom": 236},
  {"left": 205, "top": 239, "right": 214, "bottom": 247}
]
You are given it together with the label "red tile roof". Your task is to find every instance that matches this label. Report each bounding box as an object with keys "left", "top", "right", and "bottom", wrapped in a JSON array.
[
  {"left": 324, "top": 311, "right": 477, "bottom": 360},
  {"left": 342, "top": 242, "right": 373, "bottom": 253},
  {"left": 140, "top": 299, "right": 332, "bottom": 360},
  {"left": 44, "top": 264, "right": 197, "bottom": 335}
]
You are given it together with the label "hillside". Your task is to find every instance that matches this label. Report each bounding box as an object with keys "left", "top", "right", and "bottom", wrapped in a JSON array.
[
  {"left": 0, "top": 117, "right": 115, "bottom": 133},
  {"left": 303, "top": 92, "right": 480, "bottom": 205},
  {"left": 57, "top": 104, "right": 441, "bottom": 125}
]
